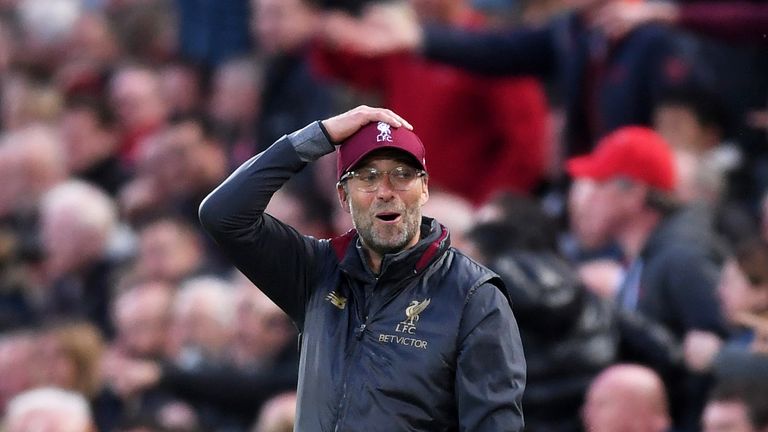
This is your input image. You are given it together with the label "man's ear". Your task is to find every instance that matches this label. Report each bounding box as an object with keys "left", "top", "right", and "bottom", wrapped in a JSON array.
[
  {"left": 419, "top": 177, "right": 429, "bottom": 206},
  {"left": 337, "top": 183, "right": 351, "bottom": 214}
]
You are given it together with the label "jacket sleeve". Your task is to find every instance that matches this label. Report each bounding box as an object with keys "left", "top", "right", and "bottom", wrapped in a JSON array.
[
  {"left": 422, "top": 24, "right": 557, "bottom": 77},
  {"left": 198, "top": 122, "right": 334, "bottom": 326},
  {"left": 455, "top": 282, "right": 526, "bottom": 432}
]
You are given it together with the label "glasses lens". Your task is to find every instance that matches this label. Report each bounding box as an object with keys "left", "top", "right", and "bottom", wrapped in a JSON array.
[
  {"left": 351, "top": 167, "right": 422, "bottom": 192},
  {"left": 390, "top": 167, "right": 418, "bottom": 190}
]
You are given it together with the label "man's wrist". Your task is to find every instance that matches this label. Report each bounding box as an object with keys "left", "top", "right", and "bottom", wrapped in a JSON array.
[
  {"left": 318, "top": 120, "right": 335, "bottom": 145},
  {"left": 289, "top": 121, "right": 336, "bottom": 162}
]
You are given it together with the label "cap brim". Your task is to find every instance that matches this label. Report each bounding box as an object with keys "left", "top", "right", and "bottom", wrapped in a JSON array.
[
  {"left": 342, "top": 145, "right": 425, "bottom": 176},
  {"left": 566, "top": 155, "right": 606, "bottom": 180}
]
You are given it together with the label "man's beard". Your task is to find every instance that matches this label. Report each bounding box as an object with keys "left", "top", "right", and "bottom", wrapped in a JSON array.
[{"left": 351, "top": 202, "right": 422, "bottom": 256}]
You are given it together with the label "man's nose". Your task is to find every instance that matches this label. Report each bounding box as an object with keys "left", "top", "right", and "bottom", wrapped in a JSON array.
[{"left": 375, "top": 174, "right": 396, "bottom": 198}]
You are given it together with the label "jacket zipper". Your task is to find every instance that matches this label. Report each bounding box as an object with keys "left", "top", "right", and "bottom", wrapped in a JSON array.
[{"left": 333, "top": 280, "right": 369, "bottom": 432}]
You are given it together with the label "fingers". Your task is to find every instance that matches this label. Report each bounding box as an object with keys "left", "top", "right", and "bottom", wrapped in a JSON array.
[
  {"left": 369, "top": 107, "right": 413, "bottom": 130},
  {"left": 322, "top": 106, "right": 413, "bottom": 143}
]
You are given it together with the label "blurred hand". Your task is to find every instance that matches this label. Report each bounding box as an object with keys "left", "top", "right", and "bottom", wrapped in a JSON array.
[
  {"left": 322, "top": 105, "right": 412, "bottom": 143},
  {"left": 577, "top": 259, "right": 623, "bottom": 300},
  {"left": 591, "top": 2, "right": 678, "bottom": 41},
  {"left": 683, "top": 330, "right": 723, "bottom": 373},
  {"left": 321, "top": 2, "right": 422, "bottom": 56},
  {"left": 101, "top": 350, "right": 161, "bottom": 397}
]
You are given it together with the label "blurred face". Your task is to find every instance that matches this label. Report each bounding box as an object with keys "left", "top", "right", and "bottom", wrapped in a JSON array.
[
  {"left": 718, "top": 259, "right": 768, "bottom": 325},
  {"left": 115, "top": 288, "right": 171, "bottom": 358},
  {"left": 703, "top": 401, "right": 756, "bottom": 432},
  {"left": 60, "top": 108, "right": 114, "bottom": 172},
  {"left": 159, "top": 65, "right": 200, "bottom": 115},
  {"left": 172, "top": 300, "right": 230, "bottom": 358},
  {"left": 252, "top": 0, "right": 317, "bottom": 55},
  {"left": 209, "top": 65, "right": 259, "bottom": 125},
  {"left": 35, "top": 336, "right": 77, "bottom": 390},
  {"left": 109, "top": 69, "right": 166, "bottom": 131},
  {"left": 654, "top": 105, "right": 719, "bottom": 154},
  {"left": 337, "top": 157, "right": 429, "bottom": 258},
  {"left": 137, "top": 222, "right": 201, "bottom": 284},
  {"left": 234, "top": 288, "right": 294, "bottom": 361},
  {"left": 568, "top": 178, "right": 627, "bottom": 250},
  {"left": 42, "top": 209, "right": 97, "bottom": 277}
]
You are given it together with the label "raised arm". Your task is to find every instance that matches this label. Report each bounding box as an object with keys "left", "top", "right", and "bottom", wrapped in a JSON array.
[{"left": 199, "top": 106, "right": 411, "bottom": 323}]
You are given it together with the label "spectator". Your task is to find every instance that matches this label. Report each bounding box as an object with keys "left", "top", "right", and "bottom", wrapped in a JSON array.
[
  {"left": 466, "top": 193, "right": 681, "bottom": 432},
  {"left": 229, "top": 273, "right": 297, "bottom": 371},
  {"left": 0, "top": 332, "right": 39, "bottom": 412},
  {"left": 702, "top": 380, "right": 768, "bottom": 432},
  {"left": 1, "top": 72, "right": 64, "bottom": 131},
  {"left": 208, "top": 56, "right": 263, "bottom": 168},
  {"left": 121, "top": 116, "right": 228, "bottom": 226},
  {"left": 108, "top": 64, "right": 169, "bottom": 166},
  {"left": 131, "top": 217, "right": 206, "bottom": 285},
  {"left": 582, "top": 364, "right": 672, "bottom": 432},
  {"left": 168, "top": 276, "right": 235, "bottom": 368},
  {"left": 35, "top": 322, "right": 105, "bottom": 399},
  {"left": 333, "top": 0, "right": 705, "bottom": 159},
  {"left": 652, "top": 86, "right": 755, "bottom": 247},
  {"left": 111, "top": 282, "right": 174, "bottom": 360},
  {"left": 158, "top": 61, "right": 203, "bottom": 118},
  {"left": 566, "top": 125, "right": 727, "bottom": 430},
  {"left": 39, "top": 180, "right": 120, "bottom": 336},
  {"left": 592, "top": 1, "right": 768, "bottom": 45},
  {"left": 3, "top": 387, "right": 93, "bottom": 432},
  {"left": 421, "top": 189, "right": 475, "bottom": 252},
  {"left": 252, "top": 392, "right": 297, "bottom": 432},
  {"left": 250, "top": 0, "right": 337, "bottom": 208},
  {"left": 59, "top": 95, "right": 128, "bottom": 196},
  {"left": 316, "top": 0, "right": 550, "bottom": 204},
  {"left": 693, "top": 238, "right": 768, "bottom": 383},
  {"left": 103, "top": 276, "right": 299, "bottom": 429},
  {"left": 56, "top": 11, "right": 121, "bottom": 97}
]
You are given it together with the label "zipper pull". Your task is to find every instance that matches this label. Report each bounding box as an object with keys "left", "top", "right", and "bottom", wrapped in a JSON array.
[{"left": 354, "top": 323, "right": 367, "bottom": 340}]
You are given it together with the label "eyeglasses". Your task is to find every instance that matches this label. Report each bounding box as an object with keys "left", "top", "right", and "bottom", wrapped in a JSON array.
[{"left": 340, "top": 166, "right": 427, "bottom": 192}]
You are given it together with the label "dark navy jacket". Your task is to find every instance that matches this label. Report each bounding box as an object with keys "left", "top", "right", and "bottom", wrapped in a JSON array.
[
  {"left": 423, "top": 13, "right": 702, "bottom": 156},
  {"left": 199, "top": 123, "right": 526, "bottom": 431}
]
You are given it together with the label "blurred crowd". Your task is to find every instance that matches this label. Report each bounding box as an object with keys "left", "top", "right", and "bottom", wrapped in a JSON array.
[{"left": 0, "top": 0, "right": 766, "bottom": 431}]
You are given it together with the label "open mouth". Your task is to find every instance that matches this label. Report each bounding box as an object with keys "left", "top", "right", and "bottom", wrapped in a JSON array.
[{"left": 376, "top": 212, "right": 401, "bottom": 222}]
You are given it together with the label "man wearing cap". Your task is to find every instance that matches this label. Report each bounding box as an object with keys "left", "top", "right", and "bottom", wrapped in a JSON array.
[
  {"left": 199, "top": 105, "right": 526, "bottom": 431},
  {"left": 566, "top": 125, "right": 727, "bottom": 430}
]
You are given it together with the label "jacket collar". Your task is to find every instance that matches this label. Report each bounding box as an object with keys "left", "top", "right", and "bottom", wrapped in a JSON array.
[{"left": 331, "top": 217, "right": 451, "bottom": 283}]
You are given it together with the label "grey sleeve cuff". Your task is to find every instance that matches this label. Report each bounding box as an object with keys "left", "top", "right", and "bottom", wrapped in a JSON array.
[{"left": 288, "top": 121, "right": 335, "bottom": 163}]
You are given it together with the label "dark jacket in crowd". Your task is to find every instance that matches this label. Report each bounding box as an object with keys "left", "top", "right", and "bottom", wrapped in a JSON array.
[
  {"left": 422, "top": 12, "right": 702, "bottom": 156},
  {"left": 631, "top": 205, "right": 728, "bottom": 339},
  {"left": 199, "top": 122, "right": 527, "bottom": 432},
  {"left": 618, "top": 205, "right": 728, "bottom": 431},
  {"left": 478, "top": 247, "right": 681, "bottom": 432}
]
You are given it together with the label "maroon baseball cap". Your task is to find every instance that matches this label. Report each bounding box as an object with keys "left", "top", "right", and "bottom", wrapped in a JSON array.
[
  {"left": 336, "top": 121, "right": 427, "bottom": 180},
  {"left": 566, "top": 126, "right": 676, "bottom": 191}
]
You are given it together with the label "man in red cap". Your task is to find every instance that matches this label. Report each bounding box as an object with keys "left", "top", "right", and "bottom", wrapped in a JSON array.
[
  {"left": 566, "top": 125, "right": 727, "bottom": 430},
  {"left": 199, "top": 105, "right": 526, "bottom": 431}
]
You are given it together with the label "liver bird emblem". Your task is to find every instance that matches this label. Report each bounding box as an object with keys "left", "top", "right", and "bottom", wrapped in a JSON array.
[{"left": 404, "top": 298, "right": 431, "bottom": 326}]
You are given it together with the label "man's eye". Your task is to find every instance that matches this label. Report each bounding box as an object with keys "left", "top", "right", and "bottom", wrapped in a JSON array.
[
  {"left": 393, "top": 168, "right": 414, "bottom": 180},
  {"left": 358, "top": 171, "right": 379, "bottom": 183}
]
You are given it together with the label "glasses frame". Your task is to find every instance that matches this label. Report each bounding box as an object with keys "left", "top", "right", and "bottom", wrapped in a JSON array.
[{"left": 339, "top": 166, "right": 427, "bottom": 192}]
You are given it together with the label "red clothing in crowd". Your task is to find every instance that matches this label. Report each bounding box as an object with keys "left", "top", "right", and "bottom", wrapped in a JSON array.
[
  {"left": 311, "top": 22, "right": 549, "bottom": 204},
  {"left": 678, "top": 1, "right": 768, "bottom": 43}
]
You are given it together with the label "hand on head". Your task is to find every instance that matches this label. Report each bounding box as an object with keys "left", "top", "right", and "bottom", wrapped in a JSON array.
[{"left": 321, "top": 105, "right": 412, "bottom": 143}]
